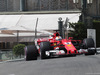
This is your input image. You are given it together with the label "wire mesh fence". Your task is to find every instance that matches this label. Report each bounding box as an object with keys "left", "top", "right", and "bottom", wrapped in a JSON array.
[{"left": 0, "top": 50, "right": 24, "bottom": 62}]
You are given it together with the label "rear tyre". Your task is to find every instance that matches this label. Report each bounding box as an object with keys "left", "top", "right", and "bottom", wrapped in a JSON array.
[
  {"left": 25, "top": 45, "right": 38, "bottom": 61},
  {"left": 83, "top": 38, "right": 96, "bottom": 55},
  {"left": 40, "top": 42, "right": 50, "bottom": 59},
  {"left": 85, "top": 53, "right": 95, "bottom": 56},
  {"left": 85, "top": 50, "right": 96, "bottom": 55},
  {"left": 83, "top": 38, "right": 94, "bottom": 48}
]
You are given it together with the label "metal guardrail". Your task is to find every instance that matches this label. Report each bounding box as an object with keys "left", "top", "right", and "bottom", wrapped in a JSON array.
[
  {"left": 0, "top": 49, "right": 24, "bottom": 62},
  {"left": 96, "top": 47, "right": 100, "bottom": 53},
  {"left": 0, "top": 11, "right": 81, "bottom": 15}
]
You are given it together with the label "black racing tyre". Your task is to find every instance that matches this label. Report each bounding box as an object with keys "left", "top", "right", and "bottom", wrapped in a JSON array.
[
  {"left": 82, "top": 38, "right": 96, "bottom": 55},
  {"left": 25, "top": 45, "right": 38, "bottom": 61},
  {"left": 85, "top": 50, "right": 96, "bottom": 55},
  {"left": 85, "top": 53, "right": 95, "bottom": 56},
  {"left": 83, "top": 38, "right": 94, "bottom": 49},
  {"left": 40, "top": 42, "right": 50, "bottom": 59}
]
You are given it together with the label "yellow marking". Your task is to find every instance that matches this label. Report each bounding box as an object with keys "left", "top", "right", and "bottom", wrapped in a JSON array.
[
  {"left": 67, "top": 45, "right": 72, "bottom": 46},
  {"left": 54, "top": 43, "right": 56, "bottom": 46}
]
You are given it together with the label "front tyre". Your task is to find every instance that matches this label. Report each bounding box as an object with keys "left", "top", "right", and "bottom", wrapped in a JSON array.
[
  {"left": 40, "top": 42, "right": 50, "bottom": 59},
  {"left": 25, "top": 45, "right": 38, "bottom": 61}
]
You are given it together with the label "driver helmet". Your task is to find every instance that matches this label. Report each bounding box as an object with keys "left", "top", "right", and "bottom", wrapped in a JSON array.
[{"left": 55, "top": 36, "right": 62, "bottom": 41}]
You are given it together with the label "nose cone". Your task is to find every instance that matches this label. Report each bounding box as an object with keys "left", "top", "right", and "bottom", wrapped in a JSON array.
[
  {"left": 70, "top": 50, "right": 77, "bottom": 54},
  {"left": 71, "top": 50, "right": 75, "bottom": 53}
]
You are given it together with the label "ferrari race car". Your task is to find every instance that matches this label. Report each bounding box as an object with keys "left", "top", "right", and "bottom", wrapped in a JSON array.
[{"left": 24, "top": 32, "right": 96, "bottom": 61}]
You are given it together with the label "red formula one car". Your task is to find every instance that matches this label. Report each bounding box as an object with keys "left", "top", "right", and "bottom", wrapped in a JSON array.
[{"left": 25, "top": 32, "right": 82, "bottom": 61}]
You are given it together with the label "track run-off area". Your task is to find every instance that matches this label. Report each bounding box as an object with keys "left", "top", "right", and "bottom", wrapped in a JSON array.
[{"left": 0, "top": 54, "right": 100, "bottom": 75}]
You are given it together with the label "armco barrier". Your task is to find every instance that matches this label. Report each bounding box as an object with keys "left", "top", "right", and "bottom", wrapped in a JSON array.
[{"left": 96, "top": 47, "right": 100, "bottom": 53}]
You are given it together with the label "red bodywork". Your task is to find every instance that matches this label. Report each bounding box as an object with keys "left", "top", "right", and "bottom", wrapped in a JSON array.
[{"left": 37, "top": 32, "right": 81, "bottom": 55}]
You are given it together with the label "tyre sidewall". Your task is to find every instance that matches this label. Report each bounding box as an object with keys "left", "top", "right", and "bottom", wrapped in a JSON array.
[
  {"left": 40, "top": 42, "right": 50, "bottom": 59},
  {"left": 26, "top": 45, "right": 38, "bottom": 61}
]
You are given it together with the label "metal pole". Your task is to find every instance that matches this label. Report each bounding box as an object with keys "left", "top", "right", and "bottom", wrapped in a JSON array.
[
  {"left": 20, "top": 0, "right": 25, "bottom": 11},
  {"left": 66, "top": 0, "right": 69, "bottom": 10},
  {"left": 48, "top": 0, "right": 50, "bottom": 10},
  {"left": 58, "top": 0, "right": 60, "bottom": 10},
  {"left": 82, "top": 0, "right": 87, "bottom": 24},
  {"left": 17, "top": 30, "right": 19, "bottom": 44},
  {"left": 20, "top": 0, "right": 22, "bottom": 11},
  {"left": 37, "top": 0, "right": 40, "bottom": 10},
  {"left": 58, "top": 18, "right": 63, "bottom": 38},
  {"left": 0, "top": 51, "right": 2, "bottom": 60},
  {"left": 96, "top": 0, "right": 99, "bottom": 16},
  {"left": 34, "top": 18, "right": 39, "bottom": 41},
  {"left": 40, "top": 0, "right": 41, "bottom": 11},
  {"left": 6, "top": 0, "right": 8, "bottom": 11},
  {"left": 65, "top": 18, "right": 69, "bottom": 39}
]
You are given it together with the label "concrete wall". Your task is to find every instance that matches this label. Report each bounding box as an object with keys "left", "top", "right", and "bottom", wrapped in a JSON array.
[
  {"left": 87, "top": 0, "right": 100, "bottom": 16},
  {"left": 0, "top": 0, "right": 99, "bottom": 17},
  {"left": 0, "top": 0, "right": 7, "bottom": 11},
  {"left": 7, "top": 0, "right": 20, "bottom": 11},
  {"left": 0, "top": 0, "right": 20, "bottom": 12},
  {"left": 0, "top": 0, "right": 78, "bottom": 12},
  {"left": 26, "top": 0, "right": 38, "bottom": 11}
]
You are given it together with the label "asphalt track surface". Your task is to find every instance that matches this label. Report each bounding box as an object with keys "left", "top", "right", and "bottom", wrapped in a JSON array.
[{"left": 0, "top": 54, "right": 100, "bottom": 75}]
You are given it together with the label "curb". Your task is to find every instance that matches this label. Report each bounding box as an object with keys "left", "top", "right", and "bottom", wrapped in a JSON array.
[{"left": 0, "top": 58, "right": 24, "bottom": 63}]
